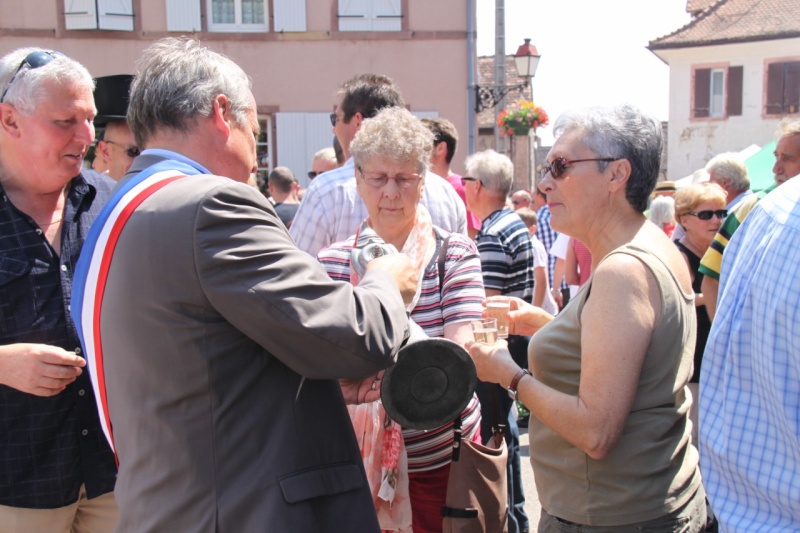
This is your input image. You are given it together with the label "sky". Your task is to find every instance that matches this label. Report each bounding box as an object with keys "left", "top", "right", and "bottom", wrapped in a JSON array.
[{"left": 476, "top": 0, "right": 692, "bottom": 145}]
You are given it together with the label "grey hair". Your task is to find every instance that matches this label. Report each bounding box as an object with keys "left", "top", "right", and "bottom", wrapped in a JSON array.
[
  {"left": 464, "top": 150, "right": 514, "bottom": 197},
  {"left": 312, "top": 147, "right": 337, "bottom": 166},
  {"left": 553, "top": 104, "right": 663, "bottom": 212},
  {"left": 780, "top": 118, "right": 800, "bottom": 137},
  {"left": 0, "top": 48, "right": 93, "bottom": 114},
  {"left": 648, "top": 196, "right": 675, "bottom": 227},
  {"left": 350, "top": 107, "right": 433, "bottom": 176},
  {"left": 705, "top": 152, "right": 749, "bottom": 192},
  {"left": 127, "top": 37, "right": 252, "bottom": 148}
]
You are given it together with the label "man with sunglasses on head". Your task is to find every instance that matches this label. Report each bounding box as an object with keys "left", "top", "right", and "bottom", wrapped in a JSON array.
[
  {"left": 0, "top": 48, "right": 117, "bottom": 531},
  {"left": 290, "top": 73, "right": 466, "bottom": 256},
  {"left": 92, "top": 75, "right": 139, "bottom": 181}
]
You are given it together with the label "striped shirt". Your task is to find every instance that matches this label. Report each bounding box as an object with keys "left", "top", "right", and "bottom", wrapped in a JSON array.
[
  {"left": 700, "top": 177, "right": 800, "bottom": 532},
  {"left": 318, "top": 230, "right": 483, "bottom": 471},
  {"left": 477, "top": 208, "right": 535, "bottom": 301}
]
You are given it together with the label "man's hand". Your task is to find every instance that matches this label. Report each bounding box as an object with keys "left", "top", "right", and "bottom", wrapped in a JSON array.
[
  {"left": 0, "top": 343, "right": 85, "bottom": 396},
  {"left": 366, "top": 253, "right": 417, "bottom": 306},
  {"left": 340, "top": 372, "right": 384, "bottom": 405}
]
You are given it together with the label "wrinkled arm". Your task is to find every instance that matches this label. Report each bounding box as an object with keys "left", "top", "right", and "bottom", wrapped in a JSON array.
[{"left": 471, "top": 255, "right": 657, "bottom": 459}]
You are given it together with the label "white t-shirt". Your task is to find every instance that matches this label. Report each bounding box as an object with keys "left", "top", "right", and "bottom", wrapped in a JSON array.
[{"left": 531, "top": 235, "right": 558, "bottom": 315}]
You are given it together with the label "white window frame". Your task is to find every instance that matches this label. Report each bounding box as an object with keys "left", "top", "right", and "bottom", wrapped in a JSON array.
[
  {"left": 207, "top": 0, "right": 269, "bottom": 32},
  {"left": 709, "top": 68, "right": 725, "bottom": 118}
]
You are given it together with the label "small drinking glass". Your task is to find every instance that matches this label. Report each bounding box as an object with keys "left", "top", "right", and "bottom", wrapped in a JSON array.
[
  {"left": 471, "top": 318, "right": 498, "bottom": 345},
  {"left": 485, "top": 296, "right": 511, "bottom": 338}
]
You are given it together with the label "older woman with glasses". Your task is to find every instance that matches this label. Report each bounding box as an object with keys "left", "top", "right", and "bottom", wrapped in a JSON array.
[
  {"left": 468, "top": 104, "right": 706, "bottom": 532},
  {"left": 318, "top": 106, "right": 484, "bottom": 533},
  {"left": 673, "top": 182, "right": 727, "bottom": 445}
]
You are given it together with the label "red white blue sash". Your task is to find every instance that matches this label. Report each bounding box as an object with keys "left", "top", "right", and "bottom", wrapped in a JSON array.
[{"left": 72, "top": 157, "right": 203, "bottom": 453}]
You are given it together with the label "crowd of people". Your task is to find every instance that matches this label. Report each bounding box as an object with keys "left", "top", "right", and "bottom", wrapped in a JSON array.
[{"left": 0, "top": 37, "right": 798, "bottom": 533}]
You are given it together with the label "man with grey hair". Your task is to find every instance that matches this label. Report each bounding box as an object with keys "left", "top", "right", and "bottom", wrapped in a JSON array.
[
  {"left": 0, "top": 48, "right": 117, "bottom": 531},
  {"left": 290, "top": 74, "right": 466, "bottom": 256},
  {"left": 706, "top": 152, "right": 752, "bottom": 211},
  {"left": 71, "top": 37, "right": 417, "bottom": 532},
  {"left": 464, "top": 149, "right": 533, "bottom": 533}
]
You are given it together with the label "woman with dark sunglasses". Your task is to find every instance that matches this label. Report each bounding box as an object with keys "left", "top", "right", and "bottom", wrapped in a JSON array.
[
  {"left": 468, "top": 104, "right": 707, "bottom": 532},
  {"left": 673, "top": 182, "right": 727, "bottom": 446}
]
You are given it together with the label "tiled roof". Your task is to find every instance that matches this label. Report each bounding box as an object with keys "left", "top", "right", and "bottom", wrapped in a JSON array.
[
  {"left": 649, "top": 0, "right": 800, "bottom": 50},
  {"left": 476, "top": 55, "right": 529, "bottom": 128}
]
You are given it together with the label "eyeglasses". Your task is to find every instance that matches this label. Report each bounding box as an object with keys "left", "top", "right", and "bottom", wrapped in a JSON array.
[
  {"left": 358, "top": 167, "right": 422, "bottom": 189},
  {"left": 541, "top": 157, "right": 620, "bottom": 180},
  {"left": 329, "top": 112, "right": 341, "bottom": 127},
  {"left": 104, "top": 140, "right": 141, "bottom": 158},
  {"left": 307, "top": 171, "right": 318, "bottom": 180},
  {"left": 687, "top": 209, "right": 727, "bottom": 221},
  {"left": 1, "top": 50, "right": 66, "bottom": 103},
  {"left": 461, "top": 176, "right": 480, "bottom": 186}
]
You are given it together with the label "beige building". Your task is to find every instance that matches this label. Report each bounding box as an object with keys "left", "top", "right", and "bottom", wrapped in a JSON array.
[
  {"left": 0, "top": 0, "right": 475, "bottom": 186},
  {"left": 649, "top": 0, "right": 800, "bottom": 180}
]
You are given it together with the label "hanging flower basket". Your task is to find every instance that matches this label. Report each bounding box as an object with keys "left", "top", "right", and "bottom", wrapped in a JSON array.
[{"left": 497, "top": 100, "right": 549, "bottom": 137}]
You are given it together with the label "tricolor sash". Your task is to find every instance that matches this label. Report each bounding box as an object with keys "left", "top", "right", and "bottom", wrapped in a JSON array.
[{"left": 72, "top": 158, "right": 205, "bottom": 454}]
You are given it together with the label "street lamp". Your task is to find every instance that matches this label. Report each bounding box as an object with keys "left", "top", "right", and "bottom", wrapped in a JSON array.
[{"left": 475, "top": 38, "right": 540, "bottom": 113}]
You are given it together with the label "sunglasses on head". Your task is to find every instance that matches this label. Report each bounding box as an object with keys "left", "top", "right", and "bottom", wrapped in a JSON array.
[
  {"left": 541, "top": 157, "right": 620, "bottom": 180},
  {"left": 104, "top": 140, "right": 141, "bottom": 158},
  {"left": 687, "top": 209, "right": 727, "bottom": 221},
  {"left": 1, "top": 50, "right": 66, "bottom": 103}
]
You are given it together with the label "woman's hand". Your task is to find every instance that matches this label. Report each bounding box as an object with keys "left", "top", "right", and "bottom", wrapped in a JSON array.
[
  {"left": 340, "top": 371, "right": 385, "bottom": 404},
  {"left": 483, "top": 296, "right": 553, "bottom": 336},
  {"left": 466, "top": 339, "right": 518, "bottom": 386}
]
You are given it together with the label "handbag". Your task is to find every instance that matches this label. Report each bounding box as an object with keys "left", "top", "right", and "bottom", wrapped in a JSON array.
[
  {"left": 441, "top": 389, "right": 509, "bottom": 533},
  {"left": 435, "top": 230, "right": 509, "bottom": 532}
]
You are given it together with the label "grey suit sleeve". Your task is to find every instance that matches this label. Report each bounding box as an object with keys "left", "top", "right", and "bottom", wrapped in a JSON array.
[{"left": 192, "top": 181, "right": 408, "bottom": 380}]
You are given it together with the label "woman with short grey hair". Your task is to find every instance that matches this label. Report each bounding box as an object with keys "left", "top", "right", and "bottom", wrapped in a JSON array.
[
  {"left": 319, "top": 106, "right": 485, "bottom": 532},
  {"left": 469, "top": 104, "right": 707, "bottom": 532}
]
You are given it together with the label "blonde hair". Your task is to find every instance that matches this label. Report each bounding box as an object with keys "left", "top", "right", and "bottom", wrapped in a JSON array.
[{"left": 673, "top": 182, "right": 726, "bottom": 218}]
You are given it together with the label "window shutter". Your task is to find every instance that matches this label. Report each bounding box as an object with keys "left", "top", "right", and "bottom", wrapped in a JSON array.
[
  {"left": 167, "top": 0, "right": 202, "bottom": 32},
  {"left": 694, "top": 68, "right": 710, "bottom": 118},
  {"left": 726, "top": 66, "right": 743, "bottom": 116},
  {"left": 766, "top": 62, "right": 784, "bottom": 115},
  {"left": 372, "top": 0, "right": 401, "bottom": 31},
  {"left": 64, "top": 0, "right": 98, "bottom": 30},
  {"left": 339, "top": 0, "right": 370, "bottom": 31},
  {"left": 97, "top": 0, "right": 134, "bottom": 31},
  {"left": 785, "top": 61, "right": 800, "bottom": 114},
  {"left": 275, "top": 112, "right": 334, "bottom": 188},
  {"left": 274, "top": 0, "right": 306, "bottom": 32}
]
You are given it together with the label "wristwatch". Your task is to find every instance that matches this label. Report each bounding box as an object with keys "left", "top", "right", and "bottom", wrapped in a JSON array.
[{"left": 507, "top": 368, "right": 531, "bottom": 400}]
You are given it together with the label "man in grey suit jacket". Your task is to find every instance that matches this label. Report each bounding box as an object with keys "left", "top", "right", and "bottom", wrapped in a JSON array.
[{"left": 72, "top": 38, "right": 417, "bottom": 533}]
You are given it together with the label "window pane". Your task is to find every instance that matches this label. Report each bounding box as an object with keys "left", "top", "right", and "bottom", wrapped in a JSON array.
[
  {"left": 242, "top": 0, "right": 264, "bottom": 24},
  {"left": 710, "top": 69, "right": 724, "bottom": 117},
  {"left": 212, "top": 0, "right": 234, "bottom": 24}
]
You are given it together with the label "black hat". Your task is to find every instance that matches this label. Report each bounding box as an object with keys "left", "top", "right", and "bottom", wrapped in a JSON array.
[
  {"left": 94, "top": 74, "right": 133, "bottom": 126},
  {"left": 381, "top": 338, "right": 477, "bottom": 430}
]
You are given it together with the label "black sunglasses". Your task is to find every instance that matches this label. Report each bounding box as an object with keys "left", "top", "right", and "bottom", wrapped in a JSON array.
[
  {"left": 687, "top": 209, "right": 727, "bottom": 221},
  {"left": 461, "top": 176, "right": 480, "bottom": 186},
  {"left": 307, "top": 171, "right": 318, "bottom": 180},
  {"left": 1, "top": 50, "right": 66, "bottom": 103},
  {"left": 541, "top": 157, "right": 620, "bottom": 180},
  {"left": 329, "top": 112, "right": 339, "bottom": 127},
  {"left": 104, "top": 140, "right": 141, "bottom": 158}
]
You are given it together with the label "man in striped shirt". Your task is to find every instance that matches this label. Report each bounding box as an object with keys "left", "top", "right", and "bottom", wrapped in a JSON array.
[{"left": 464, "top": 150, "right": 534, "bottom": 533}]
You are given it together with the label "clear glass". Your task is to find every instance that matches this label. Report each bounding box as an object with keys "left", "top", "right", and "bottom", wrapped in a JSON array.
[
  {"left": 485, "top": 296, "right": 511, "bottom": 338},
  {"left": 471, "top": 318, "right": 498, "bottom": 345}
]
